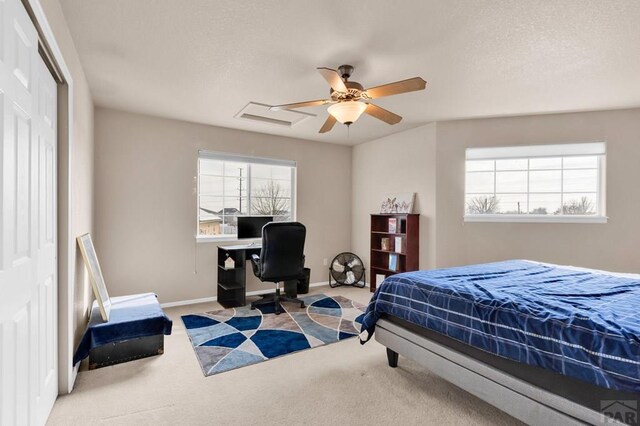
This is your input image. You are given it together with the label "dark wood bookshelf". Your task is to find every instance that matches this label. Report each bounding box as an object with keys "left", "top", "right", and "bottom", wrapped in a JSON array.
[
  {"left": 370, "top": 213, "right": 419, "bottom": 292},
  {"left": 371, "top": 249, "right": 407, "bottom": 255}
]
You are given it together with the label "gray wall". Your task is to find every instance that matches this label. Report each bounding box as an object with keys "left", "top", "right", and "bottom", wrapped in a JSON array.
[
  {"left": 39, "top": 0, "right": 95, "bottom": 392},
  {"left": 351, "top": 124, "right": 437, "bottom": 283},
  {"left": 435, "top": 108, "right": 640, "bottom": 272},
  {"left": 94, "top": 108, "right": 352, "bottom": 304},
  {"left": 352, "top": 108, "right": 640, "bottom": 275},
  {"left": 95, "top": 106, "right": 640, "bottom": 306}
]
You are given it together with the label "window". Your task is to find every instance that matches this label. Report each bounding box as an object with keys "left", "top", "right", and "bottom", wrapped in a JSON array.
[
  {"left": 197, "top": 151, "right": 296, "bottom": 240},
  {"left": 464, "top": 142, "right": 606, "bottom": 223}
]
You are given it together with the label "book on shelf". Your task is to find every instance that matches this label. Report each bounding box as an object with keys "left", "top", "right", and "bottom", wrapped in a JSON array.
[
  {"left": 388, "top": 218, "right": 397, "bottom": 233},
  {"left": 388, "top": 253, "right": 398, "bottom": 271},
  {"left": 381, "top": 238, "right": 390, "bottom": 251},
  {"left": 394, "top": 236, "right": 404, "bottom": 253},
  {"left": 376, "top": 274, "right": 386, "bottom": 286}
]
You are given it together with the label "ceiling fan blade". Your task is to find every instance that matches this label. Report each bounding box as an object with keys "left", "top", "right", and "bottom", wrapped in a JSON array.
[
  {"left": 317, "top": 67, "right": 348, "bottom": 93},
  {"left": 364, "top": 103, "right": 402, "bottom": 125},
  {"left": 270, "top": 99, "right": 330, "bottom": 111},
  {"left": 365, "top": 77, "right": 426, "bottom": 99},
  {"left": 319, "top": 115, "right": 337, "bottom": 133}
]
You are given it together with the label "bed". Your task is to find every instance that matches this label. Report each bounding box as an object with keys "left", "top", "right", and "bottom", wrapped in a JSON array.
[{"left": 360, "top": 260, "right": 640, "bottom": 425}]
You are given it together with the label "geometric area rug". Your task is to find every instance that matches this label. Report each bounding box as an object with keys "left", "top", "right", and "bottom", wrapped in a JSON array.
[{"left": 181, "top": 294, "right": 366, "bottom": 376}]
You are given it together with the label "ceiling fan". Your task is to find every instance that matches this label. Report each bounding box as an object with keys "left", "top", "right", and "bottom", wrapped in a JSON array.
[{"left": 270, "top": 65, "right": 426, "bottom": 133}]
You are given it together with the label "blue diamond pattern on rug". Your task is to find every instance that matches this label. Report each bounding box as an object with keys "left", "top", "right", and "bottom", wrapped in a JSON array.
[{"left": 182, "top": 294, "right": 366, "bottom": 376}]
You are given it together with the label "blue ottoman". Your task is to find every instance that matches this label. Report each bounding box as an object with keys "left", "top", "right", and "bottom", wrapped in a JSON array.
[{"left": 73, "top": 293, "right": 173, "bottom": 369}]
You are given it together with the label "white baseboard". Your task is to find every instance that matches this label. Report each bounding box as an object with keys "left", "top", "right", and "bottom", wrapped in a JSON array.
[
  {"left": 161, "top": 296, "right": 218, "bottom": 308},
  {"left": 160, "top": 281, "right": 330, "bottom": 308},
  {"left": 307, "top": 281, "right": 330, "bottom": 289},
  {"left": 69, "top": 361, "right": 80, "bottom": 391}
]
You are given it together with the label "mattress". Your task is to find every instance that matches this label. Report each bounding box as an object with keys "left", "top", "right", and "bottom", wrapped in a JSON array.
[{"left": 360, "top": 260, "right": 640, "bottom": 393}]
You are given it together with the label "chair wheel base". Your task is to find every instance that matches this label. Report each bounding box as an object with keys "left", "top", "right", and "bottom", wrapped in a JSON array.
[{"left": 250, "top": 289, "right": 306, "bottom": 315}]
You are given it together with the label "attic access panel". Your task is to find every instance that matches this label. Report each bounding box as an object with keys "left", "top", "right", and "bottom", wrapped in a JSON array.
[{"left": 235, "top": 102, "right": 315, "bottom": 127}]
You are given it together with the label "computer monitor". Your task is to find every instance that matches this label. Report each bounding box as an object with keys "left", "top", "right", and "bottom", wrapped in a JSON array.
[{"left": 237, "top": 216, "right": 273, "bottom": 239}]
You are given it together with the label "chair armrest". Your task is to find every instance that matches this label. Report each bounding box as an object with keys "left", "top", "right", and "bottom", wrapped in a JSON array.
[{"left": 250, "top": 254, "right": 261, "bottom": 278}]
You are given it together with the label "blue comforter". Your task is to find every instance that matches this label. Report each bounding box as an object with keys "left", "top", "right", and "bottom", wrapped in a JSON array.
[{"left": 360, "top": 260, "right": 640, "bottom": 392}]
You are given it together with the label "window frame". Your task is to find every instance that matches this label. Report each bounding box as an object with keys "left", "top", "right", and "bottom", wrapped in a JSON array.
[
  {"left": 196, "top": 151, "right": 297, "bottom": 242},
  {"left": 463, "top": 143, "right": 607, "bottom": 224}
]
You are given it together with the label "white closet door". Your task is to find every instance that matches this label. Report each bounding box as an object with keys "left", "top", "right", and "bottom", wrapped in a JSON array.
[{"left": 0, "top": 0, "right": 58, "bottom": 424}]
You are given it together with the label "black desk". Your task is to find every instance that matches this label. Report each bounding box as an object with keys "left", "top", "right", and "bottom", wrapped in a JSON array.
[{"left": 217, "top": 243, "right": 262, "bottom": 307}]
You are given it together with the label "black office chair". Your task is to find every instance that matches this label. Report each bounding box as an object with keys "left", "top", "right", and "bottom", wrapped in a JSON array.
[{"left": 250, "top": 222, "right": 306, "bottom": 315}]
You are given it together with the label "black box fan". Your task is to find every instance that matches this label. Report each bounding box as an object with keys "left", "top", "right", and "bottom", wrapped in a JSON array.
[{"left": 329, "top": 252, "right": 366, "bottom": 288}]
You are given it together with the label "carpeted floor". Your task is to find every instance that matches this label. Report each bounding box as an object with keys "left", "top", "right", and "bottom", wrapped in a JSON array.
[{"left": 47, "top": 286, "right": 522, "bottom": 426}]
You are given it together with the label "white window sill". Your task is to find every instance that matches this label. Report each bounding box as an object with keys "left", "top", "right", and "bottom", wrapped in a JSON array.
[
  {"left": 196, "top": 235, "right": 262, "bottom": 244},
  {"left": 464, "top": 214, "right": 608, "bottom": 224}
]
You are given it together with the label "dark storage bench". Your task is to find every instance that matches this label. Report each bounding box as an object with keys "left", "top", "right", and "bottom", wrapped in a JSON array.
[
  {"left": 89, "top": 334, "right": 164, "bottom": 369},
  {"left": 73, "top": 293, "right": 173, "bottom": 369}
]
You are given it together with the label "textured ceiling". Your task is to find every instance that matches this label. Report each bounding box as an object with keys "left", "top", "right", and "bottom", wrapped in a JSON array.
[{"left": 59, "top": 0, "right": 640, "bottom": 145}]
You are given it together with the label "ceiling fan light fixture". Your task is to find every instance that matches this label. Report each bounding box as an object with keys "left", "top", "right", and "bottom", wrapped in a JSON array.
[
  {"left": 270, "top": 65, "right": 426, "bottom": 133},
  {"left": 327, "top": 101, "right": 367, "bottom": 125}
]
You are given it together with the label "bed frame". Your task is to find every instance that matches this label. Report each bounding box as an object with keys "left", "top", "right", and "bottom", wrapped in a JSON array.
[{"left": 375, "top": 318, "right": 627, "bottom": 426}]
